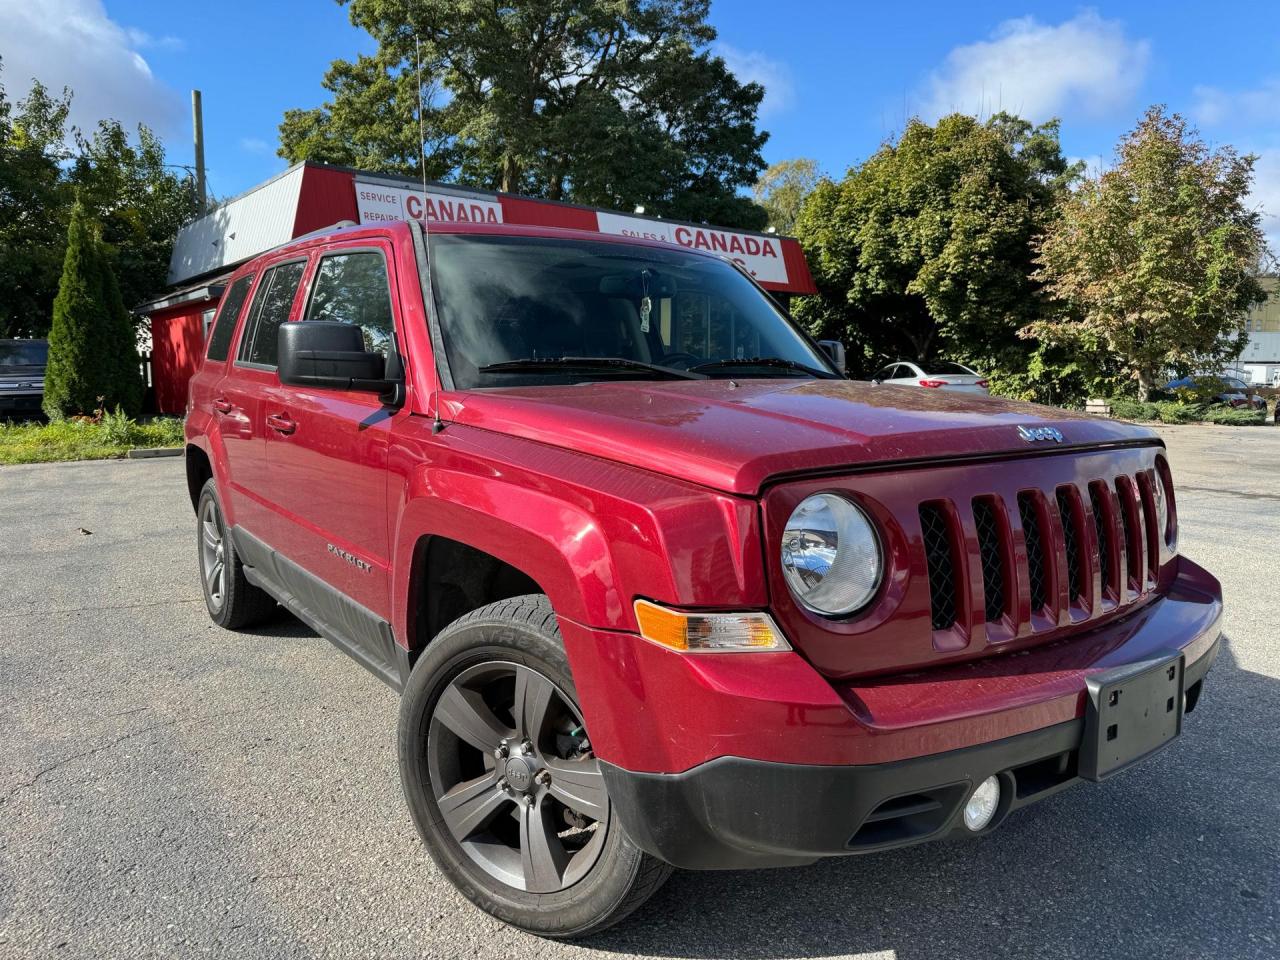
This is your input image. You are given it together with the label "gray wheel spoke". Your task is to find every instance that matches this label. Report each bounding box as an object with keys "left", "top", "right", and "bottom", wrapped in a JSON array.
[
  {"left": 438, "top": 771, "right": 507, "bottom": 842},
  {"left": 512, "top": 667, "right": 555, "bottom": 743},
  {"left": 202, "top": 524, "right": 219, "bottom": 550},
  {"left": 519, "top": 797, "right": 568, "bottom": 893},
  {"left": 206, "top": 559, "right": 223, "bottom": 593},
  {"left": 434, "top": 684, "right": 510, "bottom": 753},
  {"left": 544, "top": 756, "right": 608, "bottom": 820}
]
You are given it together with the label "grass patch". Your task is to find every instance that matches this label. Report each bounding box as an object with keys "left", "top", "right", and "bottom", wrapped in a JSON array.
[{"left": 0, "top": 413, "right": 184, "bottom": 465}]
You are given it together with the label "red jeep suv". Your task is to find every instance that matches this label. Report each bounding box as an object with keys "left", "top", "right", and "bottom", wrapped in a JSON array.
[{"left": 184, "top": 219, "right": 1222, "bottom": 938}]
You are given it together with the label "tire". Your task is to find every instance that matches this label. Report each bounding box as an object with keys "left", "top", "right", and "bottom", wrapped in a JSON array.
[
  {"left": 398, "top": 594, "right": 672, "bottom": 939},
  {"left": 196, "top": 478, "right": 277, "bottom": 629}
]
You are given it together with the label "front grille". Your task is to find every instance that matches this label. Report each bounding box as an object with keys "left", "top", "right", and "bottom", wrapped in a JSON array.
[
  {"left": 911, "top": 464, "right": 1164, "bottom": 645},
  {"left": 972, "top": 498, "right": 1006, "bottom": 622},
  {"left": 1056, "top": 487, "right": 1085, "bottom": 604},
  {"left": 919, "top": 503, "right": 959, "bottom": 631},
  {"left": 1018, "top": 492, "right": 1048, "bottom": 613},
  {"left": 1115, "top": 477, "right": 1142, "bottom": 591},
  {"left": 1137, "top": 472, "right": 1160, "bottom": 582},
  {"left": 1090, "top": 483, "right": 1115, "bottom": 597}
]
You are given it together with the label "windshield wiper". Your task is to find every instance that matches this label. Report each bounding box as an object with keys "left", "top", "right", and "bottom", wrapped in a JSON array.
[
  {"left": 478, "top": 356, "right": 706, "bottom": 381},
  {"left": 689, "top": 357, "right": 838, "bottom": 379}
]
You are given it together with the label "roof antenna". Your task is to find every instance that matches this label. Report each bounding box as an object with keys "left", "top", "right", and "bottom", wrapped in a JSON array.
[{"left": 416, "top": 34, "right": 446, "bottom": 435}]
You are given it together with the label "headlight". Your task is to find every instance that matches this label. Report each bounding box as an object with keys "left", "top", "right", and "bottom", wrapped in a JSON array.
[{"left": 781, "top": 494, "right": 882, "bottom": 616}]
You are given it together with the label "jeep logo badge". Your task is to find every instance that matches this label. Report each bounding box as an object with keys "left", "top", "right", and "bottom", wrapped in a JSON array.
[{"left": 1018, "top": 425, "right": 1064, "bottom": 443}]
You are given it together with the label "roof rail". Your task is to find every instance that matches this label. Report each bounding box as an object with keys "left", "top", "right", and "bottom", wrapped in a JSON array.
[{"left": 294, "top": 219, "right": 359, "bottom": 242}]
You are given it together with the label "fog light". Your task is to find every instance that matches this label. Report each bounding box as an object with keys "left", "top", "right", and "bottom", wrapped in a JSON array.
[{"left": 963, "top": 776, "right": 1001, "bottom": 831}]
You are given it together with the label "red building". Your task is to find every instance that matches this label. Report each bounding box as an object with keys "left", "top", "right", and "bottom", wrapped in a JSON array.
[{"left": 137, "top": 161, "right": 818, "bottom": 414}]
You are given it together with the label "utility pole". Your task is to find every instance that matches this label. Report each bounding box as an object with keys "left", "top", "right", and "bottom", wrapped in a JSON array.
[{"left": 191, "top": 90, "right": 207, "bottom": 213}]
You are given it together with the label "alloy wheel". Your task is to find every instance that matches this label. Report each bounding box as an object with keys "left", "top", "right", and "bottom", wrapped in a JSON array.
[
  {"left": 426, "top": 661, "right": 609, "bottom": 894},
  {"left": 200, "top": 497, "right": 227, "bottom": 612}
]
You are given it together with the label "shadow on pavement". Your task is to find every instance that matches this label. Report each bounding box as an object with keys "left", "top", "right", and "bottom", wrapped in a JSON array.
[{"left": 585, "top": 638, "right": 1278, "bottom": 960}]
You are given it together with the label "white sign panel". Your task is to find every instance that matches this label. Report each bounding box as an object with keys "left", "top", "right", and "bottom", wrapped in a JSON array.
[
  {"left": 355, "top": 181, "right": 504, "bottom": 226},
  {"left": 595, "top": 212, "right": 789, "bottom": 284}
]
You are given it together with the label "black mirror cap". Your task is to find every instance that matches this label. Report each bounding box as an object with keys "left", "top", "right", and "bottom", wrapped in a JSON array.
[
  {"left": 817, "top": 339, "right": 847, "bottom": 375},
  {"left": 277, "top": 321, "right": 397, "bottom": 399}
]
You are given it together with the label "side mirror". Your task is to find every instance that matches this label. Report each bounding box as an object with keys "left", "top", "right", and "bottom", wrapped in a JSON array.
[
  {"left": 817, "top": 339, "right": 847, "bottom": 375},
  {"left": 278, "top": 321, "right": 404, "bottom": 405}
]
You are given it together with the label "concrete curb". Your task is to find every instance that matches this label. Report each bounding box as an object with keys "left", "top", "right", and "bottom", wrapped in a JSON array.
[{"left": 126, "top": 447, "right": 183, "bottom": 459}]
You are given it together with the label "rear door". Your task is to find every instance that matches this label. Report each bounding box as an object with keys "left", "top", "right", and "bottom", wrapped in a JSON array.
[
  {"left": 260, "top": 242, "right": 404, "bottom": 622},
  {"left": 221, "top": 257, "right": 310, "bottom": 540}
]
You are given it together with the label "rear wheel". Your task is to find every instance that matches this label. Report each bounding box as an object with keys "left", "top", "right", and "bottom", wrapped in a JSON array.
[
  {"left": 398, "top": 595, "right": 671, "bottom": 938},
  {"left": 196, "top": 479, "right": 277, "bottom": 629}
]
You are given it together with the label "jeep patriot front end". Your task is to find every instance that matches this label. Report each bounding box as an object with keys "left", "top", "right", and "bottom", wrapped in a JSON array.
[{"left": 184, "top": 219, "right": 1221, "bottom": 937}]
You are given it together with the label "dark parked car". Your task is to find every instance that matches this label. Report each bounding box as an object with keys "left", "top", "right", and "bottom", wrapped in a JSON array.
[
  {"left": 0, "top": 339, "right": 48, "bottom": 416},
  {"left": 1164, "top": 374, "right": 1265, "bottom": 410}
]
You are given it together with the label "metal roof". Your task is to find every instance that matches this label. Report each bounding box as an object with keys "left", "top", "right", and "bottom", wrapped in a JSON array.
[{"left": 167, "top": 165, "right": 306, "bottom": 284}]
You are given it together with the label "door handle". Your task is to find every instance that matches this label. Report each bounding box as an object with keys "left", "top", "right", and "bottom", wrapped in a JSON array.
[
  {"left": 265, "top": 413, "right": 297, "bottom": 435},
  {"left": 212, "top": 397, "right": 233, "bottom": 414}
]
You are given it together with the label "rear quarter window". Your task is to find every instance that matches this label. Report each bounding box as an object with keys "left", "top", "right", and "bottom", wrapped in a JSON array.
[{"left": 205, "top": 274, "right": 254, "bottom": 362}]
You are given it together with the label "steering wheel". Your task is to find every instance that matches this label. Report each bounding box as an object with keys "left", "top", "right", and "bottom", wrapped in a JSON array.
[{"left": 658, "top": 352, "right": 701, "bottom": 370}]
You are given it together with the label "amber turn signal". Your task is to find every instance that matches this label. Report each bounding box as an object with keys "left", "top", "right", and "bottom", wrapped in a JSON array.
[{"left": 633, "top": 599, "right": 791, "bottom": 653}]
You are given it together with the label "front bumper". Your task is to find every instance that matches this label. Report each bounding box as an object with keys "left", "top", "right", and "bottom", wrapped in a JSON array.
[
  {"left": 558, "top": 556, "right": 1223, "bottom": 870},
  {"left": 0, "top": 390, "right": 42, "bottom": 413},
  {"left": 601, "top": 636, "right": 1217, "bottom": 869}
]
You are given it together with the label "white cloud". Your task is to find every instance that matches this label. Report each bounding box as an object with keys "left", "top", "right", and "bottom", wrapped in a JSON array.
[
  {"left": 125, "top": 27, "right": 185, "bottom": 53},
  {"left": 919, "top": 10, "right": 1150, "bottom": 122},
  {"left": 1248, "top": 148, "right": 1280, "bottom": 262},
  {"left": 715, "top": 43, "right": 794, "bottom": 118},
  {"left": 0, "top": 0, "right": 183, "bottom": 136},
  {"left": 1192, "top": 78, "right": 1280, "bottom": 127}
]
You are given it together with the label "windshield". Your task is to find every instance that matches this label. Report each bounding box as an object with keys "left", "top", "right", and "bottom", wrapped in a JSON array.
[
  {"left": 429, "top": 234, "right": 834, "bottom": 388},
  {"left": 0, "top": 341, "right": 48, "bottom": 366}
]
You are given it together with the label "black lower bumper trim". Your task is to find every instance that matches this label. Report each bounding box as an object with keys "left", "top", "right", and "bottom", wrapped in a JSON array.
[{"left": 603, "top": 635, "right": 1219, "bottom": 870}]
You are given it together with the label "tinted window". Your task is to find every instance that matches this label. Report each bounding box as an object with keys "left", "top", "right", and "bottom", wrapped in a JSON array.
[
  {"left": 430, "top": 235, "right": 830, "bottom": 389},
  {"left": 205, "top": 275, "right": 253, "bottom": 361},
  {"left": 305, "top": 251, "right": 395, "bottom": 356},
  {"left": 0, "top": 340, "right": 48, "bottom": 365},
  {"left": 238, "top": 261, "right": 307, "bottom": 367}
]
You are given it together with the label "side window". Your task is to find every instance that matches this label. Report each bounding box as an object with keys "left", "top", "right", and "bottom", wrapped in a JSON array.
[
  {"left": 304, "top": 251, "right": 396, "bottom": 356},
  {"left": 205, "top": 274, "right": 254, "bottom": 361},
  {"left": 238, "top": 260, "right": 307, "bottom": 367}
]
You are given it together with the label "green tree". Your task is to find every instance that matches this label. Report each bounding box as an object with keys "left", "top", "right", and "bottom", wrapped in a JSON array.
[
  {"left": 71, "top": 120, "right": 200, "bottom": 322},
  {"left": 1030, "top": 107, "right": 1269, "bottom": 400},
  {"left": 43, "top": 203, "right": 142, "bottom": 418},
  {"left": 280, "top": 0, "right": 770, "bottom": 228},
  {"left": 0, "top": 63, "right": 73, "bottom": 338},
  {"left": 792, "top": 113, "right": 1077, "bottom": 378},
  {"left": 752, "top": 157, "right": 819, "bottom": 234}
]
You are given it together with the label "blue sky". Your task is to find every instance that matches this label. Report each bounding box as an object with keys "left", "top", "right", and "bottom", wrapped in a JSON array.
[{"left": 4, "top": 1, "right": 1279, "bottom": 244}]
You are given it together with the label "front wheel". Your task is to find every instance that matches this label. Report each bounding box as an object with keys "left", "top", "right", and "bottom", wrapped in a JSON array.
[{"left": 398, "top": 595, "right": 671, "bottom": 938}]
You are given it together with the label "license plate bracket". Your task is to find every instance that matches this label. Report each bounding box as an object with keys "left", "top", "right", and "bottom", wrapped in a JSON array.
[{"left": 1080, "top": 652, "right": 1184, "bottom": 781}]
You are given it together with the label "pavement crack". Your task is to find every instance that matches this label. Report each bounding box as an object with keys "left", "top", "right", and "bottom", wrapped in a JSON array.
[
  {"left": 0, "top": 704, "right": 278, "bottom": 806},
  {"left": 1178, "top": 485, "right": 1280, "bottom": 503},
  {"left": 0, "top": 598, "right": 202, "bottom": 621}
]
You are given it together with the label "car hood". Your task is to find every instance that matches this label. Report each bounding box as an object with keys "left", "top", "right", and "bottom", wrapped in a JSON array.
[{"left": 445, "top": 379, "right": 1157, "bottom": 495}]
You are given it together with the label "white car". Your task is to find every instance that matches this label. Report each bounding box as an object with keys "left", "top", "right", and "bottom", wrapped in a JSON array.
[{"left": 872, "top": 360, "right": 990, "bottom": 394}]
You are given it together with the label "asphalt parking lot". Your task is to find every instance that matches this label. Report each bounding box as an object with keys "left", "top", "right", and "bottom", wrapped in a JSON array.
[{"left": 1, "top": 425, "right": 1277, "bottom": 960}]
